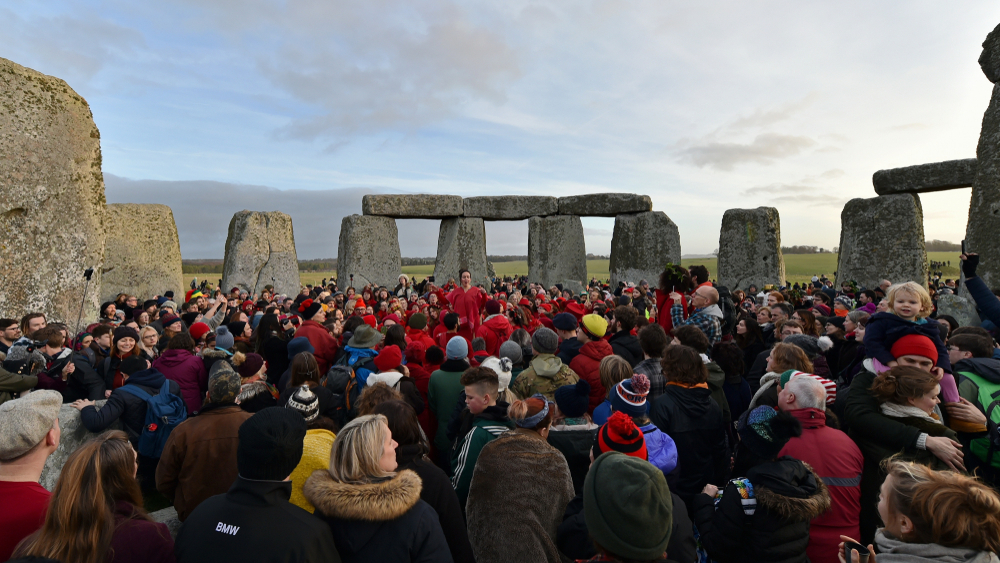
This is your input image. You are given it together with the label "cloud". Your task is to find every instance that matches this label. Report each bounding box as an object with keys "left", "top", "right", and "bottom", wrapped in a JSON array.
[
  {"left": 740, "top": 183, "right": 815, "bottom": 196},
  {"left": 727, "top": 93, "right": 820, "bottom": 131},
  {"left": 677, "top": 133, "right": 817, "bottom": 170}
]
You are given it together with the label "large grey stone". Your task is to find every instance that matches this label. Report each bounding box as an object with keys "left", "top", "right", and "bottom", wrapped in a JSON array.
[
  {"left": 966, "top": 25, "right": 1000, "bottom": 292},
  {"left": 151, "top": 506, "right": 182, "bottom": 539},
  {"left": 717, "top": 207, "right": 786, "bottom": 291},
  {"left": 462, "top": 196, "right": 558, "bottom": 220},
  {"left": 362, "top": 194, "right": 463, "bottom": 218},
  {"left": 936, "top": 294, "right": 982, "bottom": 327},
  {"left": 221, "top": 211, "right": 300, "bottom": 296},
  {"left": 41, "top": 401, "right": 118, "bottom": 491},
  {"left": 873, "top": 159, "right": 977, "bottom": 195},
  {"left": 528, "top": 215, "right": 587, "bottom": 292},
  {"left": 557, "top": 193, "right": 652, "bottom": 217},
  {"left": 836, "top": 194, "right": 928, "bottom": 290},
  {"left": 102, "top": 204, "right": 183, "bottom": 301},
  {"left": 337, "top": 215, "right": 402, "bottom": 288},
  {"left": 0, "top": 57, "right": 107, "bottom": 324},
  {"left": 434, "top": 217, "right": 488, "bottom": 284},
  {"left": 609, "top": 212, "right": 681, "bottom": 287}
]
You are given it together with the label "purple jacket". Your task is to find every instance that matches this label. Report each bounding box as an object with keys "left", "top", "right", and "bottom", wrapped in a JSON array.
[
  {"left": 640, "top": 423, "right": 679, "bottom": 477},
  {"left": 153, "top": 349, "right": 208, "bottom": 415}
]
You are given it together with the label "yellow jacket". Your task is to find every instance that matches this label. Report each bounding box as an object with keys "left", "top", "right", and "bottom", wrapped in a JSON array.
[{"left": 289, "top": 428, "right": 336, "bottom": 512}]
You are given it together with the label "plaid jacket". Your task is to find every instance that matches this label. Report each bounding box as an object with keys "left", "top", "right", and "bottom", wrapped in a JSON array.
[
  {"left": 671, "top": 302, "right": 722, "bottom": 346},
  {"left": 634, "top": 358, "right": 666, "bottom": 401}
]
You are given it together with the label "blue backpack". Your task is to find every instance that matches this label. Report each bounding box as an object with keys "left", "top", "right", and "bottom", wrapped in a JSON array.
[{"left": 118, "top": 380, "right": 188, "bottom": 458}]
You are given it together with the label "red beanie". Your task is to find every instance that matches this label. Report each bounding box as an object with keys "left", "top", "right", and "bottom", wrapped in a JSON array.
[
  {"left": 189, "top": 322, "right": 211, "bottom": 342},
  {"left": 485, "top": 299, "right": 502, "bottom": 316},
  {"left": 565, "top": 302, "right": 586, "bottom": 322},
  {"left": 890, "top": 334, "right": 938, "bottom": 364},
  {"left": 363, "top": 315, "right": 377, "bottom": 329},
  {"left": 374, "top": 345, "right": 402, "bottom": 372},
  {"left": 593, "top": 411, "right": 647, "bottom": 460}
]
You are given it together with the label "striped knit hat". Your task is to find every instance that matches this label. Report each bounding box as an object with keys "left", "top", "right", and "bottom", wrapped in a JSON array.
[
  {"left": 593, "top": 411, "right": 648, "bottom": 460},
  {"left": 778, "top": 369, "right": 837, "bottom": 406},
  {"left": 610, "top": 374, "right": 650, "bottom": 417}
]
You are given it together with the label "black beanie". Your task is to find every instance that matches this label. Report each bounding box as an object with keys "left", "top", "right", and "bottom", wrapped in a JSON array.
[
  {"left": 237, "top": 407, "right": 307, "bottom": 481},
  {"left": 227, "top": 321, "right": 248, "bottom": 338},
  {"left": 181, "top": 312, "right": 201, "bottom": 328}
]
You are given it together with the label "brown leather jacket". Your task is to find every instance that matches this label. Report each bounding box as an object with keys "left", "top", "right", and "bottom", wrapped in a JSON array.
[{"left": 155, "top": 403, "right": 251, "bottom": 520}]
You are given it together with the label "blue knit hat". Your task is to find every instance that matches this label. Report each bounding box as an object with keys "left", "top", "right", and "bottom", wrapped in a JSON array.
[
  {"left": 610, "top": 374, "right": 650, "bottom": 417},
  {"left": 286, "top": 336, "right": 315, "bottom": 360},
  {"left": 737, "top": 406, "right": 802, "bottom": 460},
  {"left": 446, "top": 336, "right": 468, "bottom": 360},
  {"left": 555, "top": 379, "right": 591, "bottom": 418}
]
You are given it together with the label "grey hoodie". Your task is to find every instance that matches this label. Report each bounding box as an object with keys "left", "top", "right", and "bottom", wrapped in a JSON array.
[{"left": 874, "top": 530, "right": 999, "bottom": 563}]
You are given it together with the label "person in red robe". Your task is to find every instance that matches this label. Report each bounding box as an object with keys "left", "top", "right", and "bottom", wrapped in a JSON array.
[{"left": 446, "top": 269, "right": 486, "bottom": 335}]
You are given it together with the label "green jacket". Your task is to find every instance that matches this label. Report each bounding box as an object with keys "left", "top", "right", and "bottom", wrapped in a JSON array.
[
  {"left": 0, "top": 365, "right": 37, "bottom": 406},
  {"left": 451, "top": 410, "right": 515, "bottom": 508},
  {"left": 706, "top": 361, "right": 732, "bottom": 429},
  {"left": 428, "top": 359, "right": 470, "bottom": 451},
  {"left": 509, "top": 354, "right": 579, "bottom": 401}
]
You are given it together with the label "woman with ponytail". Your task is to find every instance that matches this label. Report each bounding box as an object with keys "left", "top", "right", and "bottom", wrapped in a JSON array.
[
  {"left": 13, "top": 430, "right": 175, "bottom": 563},
  {"left": 839, "top": 458, "right": 1000, "bottom": 562},
  {"left": 465, "top": 395, "right": 574, "bottom": 563}
]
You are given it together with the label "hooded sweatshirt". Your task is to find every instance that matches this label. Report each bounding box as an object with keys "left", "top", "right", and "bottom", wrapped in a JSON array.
[
  {"left": 568, "top": 339, "right": 614, "bottom": 413},
  {"left": 508, "top": 353, "right": 580, "bottom": 401},
  {"left": 475, "top": 314, "right": 513, "bottom": 357},
  {"left": 873, "top": 530, "right": 999, "bottom": 563}
]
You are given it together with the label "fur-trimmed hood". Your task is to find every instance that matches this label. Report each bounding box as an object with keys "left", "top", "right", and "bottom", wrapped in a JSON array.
[
  {"left": 304, "top": 469, "right": 422, "bottom": 522},
  {"left": 751, "top": 459, "right": 831, "bottom": 521}
]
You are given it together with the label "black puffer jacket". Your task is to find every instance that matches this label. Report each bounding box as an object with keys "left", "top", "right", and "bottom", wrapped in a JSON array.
[
  {"left": 305, "top": 469, "right": 453, "bottom": 563},
  {"left": 650, "top": 385, "right": 729, "bottom": 505},
  {"left": 692, "top": 458, "right": 831, "bottom": 563},
  {"left": 608, "top": 331, "right": 643, "bottom": 368},
  {"left": 79, "top": 368, "right": 183, "bottom": 444}
]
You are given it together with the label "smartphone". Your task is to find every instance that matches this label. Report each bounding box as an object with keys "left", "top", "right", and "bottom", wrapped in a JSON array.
[
  {"left": 843, "top": 541, "right": 870, "bottom": 563},
  {"left": 962, "top": 239, "right": 968, "bottom": 255}
]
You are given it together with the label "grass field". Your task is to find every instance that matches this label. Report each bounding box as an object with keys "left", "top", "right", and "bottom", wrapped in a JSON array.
[{"left": 185, "top": 252, "right": 962, "bottom": 290}]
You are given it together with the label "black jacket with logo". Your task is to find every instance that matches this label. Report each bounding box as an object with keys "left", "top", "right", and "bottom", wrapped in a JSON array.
[{"left": 175, "top": 477, "right": 341, "bottom": 563}]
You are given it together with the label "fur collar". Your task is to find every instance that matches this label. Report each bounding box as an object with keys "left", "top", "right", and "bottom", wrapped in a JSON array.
[
  {"left": 304, "top": 469, "right": 422, "bottom": 521},
  {"left": 755, "top": 462, "right": 831, "bottom": 521}
]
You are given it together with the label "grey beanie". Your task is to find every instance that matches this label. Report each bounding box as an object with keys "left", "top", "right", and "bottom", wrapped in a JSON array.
[
  {"left": 532, "top": 327, "right": 559, "bottom": 355},
  {"left": 499, "top": 340, "right": 523, "bottom": 364},
  {"left": 783, "top": 334, "right": 821, "bottom": 358},
  {"left": 446, "top": 336, "right": 468, "bottom": 360},
  {"left": 215, "top": 325, "right": 235, "bottom": 350}
]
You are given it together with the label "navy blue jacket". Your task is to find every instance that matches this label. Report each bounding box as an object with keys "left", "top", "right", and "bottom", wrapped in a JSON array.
[{"left": 863, "top": 312, "right": 951, "bottom": 372}]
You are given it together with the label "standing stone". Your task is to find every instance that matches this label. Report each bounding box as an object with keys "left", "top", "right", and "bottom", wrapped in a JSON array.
[
  {"left": 558, "top": 193, "right": 652, "bottom": 217},
  {"left": 462, "top": 196, "right": 558, "bottom": 220},
  {"left": 0, "top": 57, "right": 107, "bottom": 324},
  {"left": 434, "top": 217, "right": 488, "bottom": 284},
  {"left": 337, "top": 215, "right": 402, "bottom": 288},
  {"left": 222, "top": 211, "right": 300, "bottom": 296},
  {"left": 528, "top": 215, "right": 587, "bottom": 293},
  {"left": 362, "top": 194, "right": 463, "bottom": 218},
  {"left": 717, "top": 207, "right": 786, "bottom": 291},
  {"left": 40, "top": 401, "right": 117, "bottom": 491},
  {"left": 836, "top": 194, "right": 928, "bottom": 290},
  {"left": 102, "top": 203, "right": 183, "bottom": 301},
  {"left": 609, "top": 212, "right": 681, "bottom": 287},
  {"left": 966, "top": 23, "right": 1000, "bottom": 291},
  {"left": 936, "top": 294, "right": 982, "bottom": 327}
]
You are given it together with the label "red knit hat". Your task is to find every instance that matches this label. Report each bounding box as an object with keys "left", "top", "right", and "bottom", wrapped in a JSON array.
[
  {"left": 189, "top": 322, "right": 211, "bottom": 342},
  {"left": 298, "top": 299, "right": 322, "bottom": 320},
  {"left": 519, "top": 298, "right": 531, "bottom": 307},
  {"left": 485, "top": 299, "right": 502, "bottom": 316},
  {"left": 363, "top": 315, "right": 377, "bottom": 329},
  {"left": 565, "top": 302, "right": 586, "bottom": 322},
  {"left": 890, "top": 334, "right": 938, "bottom": 364},
  {"left": 593, "top": 411, "right": 648, "bottom": 460},
  {"left": 374, "top": 345, "right": 402, "bottom": 372}
]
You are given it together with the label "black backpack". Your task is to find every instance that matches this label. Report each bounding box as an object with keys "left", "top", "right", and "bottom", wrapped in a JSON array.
[
  {"left": 715, "top": 286, "right": 739, "bottom": 337},
  {"left": 323, "top": 357, "right": 377, "bottom": 425}
]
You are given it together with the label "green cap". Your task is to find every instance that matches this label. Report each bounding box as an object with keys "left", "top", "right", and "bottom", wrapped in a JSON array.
[{"left": 584, "top": 452, "right": 673, "bottom": 560}]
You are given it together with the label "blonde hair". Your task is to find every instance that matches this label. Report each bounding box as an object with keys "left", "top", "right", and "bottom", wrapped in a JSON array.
[
  {"left": 138, "top": 326, "right": 159, "bottom": 354},
  {"left": 883, "top": 457, "right": 1000, "bottom": 552},
  {"left": 887, "top": 282, "right": 933, "bottom": 318},
  {"left": 599, "top": 355, "right": 633, "bottom": 394},
  {"left": 327, "top": 414, "right": 394, "bottom": 484}
]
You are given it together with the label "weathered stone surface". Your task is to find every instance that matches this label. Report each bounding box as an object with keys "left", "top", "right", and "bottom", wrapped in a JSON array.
[
  {"left": 151, "top": 506, "right": 182, "bottom": 539},
  {"left": 837, "top": 194, "right": 928, "bottom": 290},
  {"left": 102, "top": 204, "right": 183, "bottom": 300},
  {"left": 936, "top": 294, "right": 982, "bottom": 327},
  {"left": 462, "top": 196, "right": 558, "bottom": 220},
  {"left": 434, "top": 217, "right": 488, "bottom": 284},
  {"left": 557, "top": 193, "right": 652, "bottom": 217},
  {"left": 717, "top": 207, "right": 786, "bottom": 291},
  {"left": 41, "top": 401, "right": 117, "bottom": 491},
  {"left": 528, "top": 215, "right": 587, "bottom": 292},
  {"left": 966, "top": 27, "right": 1000, "bottom": 292},
  {"left": 362, "top": 194, "right": 463, "bottom": 218},
  {"left": 221, "top": 211, "right": 300, "bottom": 296},
  {"left": 0, "top": 57, "right": 107, "bottom": 324},
  {"left": 609, "top": 212, "right": 681, "bottom": 287},
  {"left": 337, "top": 215, "right": 402, "bottom": 288},
  {"left": 873, "top": 159, "right": 977, "bottom": 195}
]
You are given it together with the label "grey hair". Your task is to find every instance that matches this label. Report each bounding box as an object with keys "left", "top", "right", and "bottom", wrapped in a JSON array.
[
  {"left": 785, "top": 374, "right": 826, "bottom": 410},
  {"left": 846, "top": 309, "right": 870, "bottom": 325}
]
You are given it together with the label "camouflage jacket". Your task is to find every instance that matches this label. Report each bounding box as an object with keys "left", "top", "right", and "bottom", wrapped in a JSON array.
[{"left": 510, "top": 354, "right": 580, "bottom": 401}]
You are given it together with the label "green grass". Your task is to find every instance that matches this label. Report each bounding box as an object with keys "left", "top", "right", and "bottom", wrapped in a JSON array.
[{"left": 185, "top": 252, "right": 962, "bottom": 290}]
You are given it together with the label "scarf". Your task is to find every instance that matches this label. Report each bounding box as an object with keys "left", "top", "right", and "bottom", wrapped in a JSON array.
[
  {"left": 874, "top": 530, "right": 999, "bottom": 563},
  {"left": 880, "top": 402, "right": 940, "bottom": 425}
]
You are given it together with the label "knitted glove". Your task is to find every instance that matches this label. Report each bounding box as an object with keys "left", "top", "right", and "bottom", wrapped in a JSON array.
[{"left": 962, "top": 254, "right": 980, "bottom": 279}]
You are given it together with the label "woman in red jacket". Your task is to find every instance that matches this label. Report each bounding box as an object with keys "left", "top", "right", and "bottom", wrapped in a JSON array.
[
  {"left": 152, "top": 333, "right": 208, "bottom": 416},
  {"left": 655, "top": 264, "right": 692, "bottom": 335},
  {"left": 447, "top": 270, "right": 486, "bottom": 335},
  {"left": 292, "top": 299, "right": 339, "bottom": 374}
]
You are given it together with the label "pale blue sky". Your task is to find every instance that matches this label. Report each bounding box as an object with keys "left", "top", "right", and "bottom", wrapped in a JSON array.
[{"left": 4, "top": 1, "right": 997, "bottom": 258}]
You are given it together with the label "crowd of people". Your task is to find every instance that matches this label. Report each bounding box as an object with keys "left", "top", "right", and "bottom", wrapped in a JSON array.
[{"left": 2, "top": 254, "right": 1000, "bottom": 563}]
